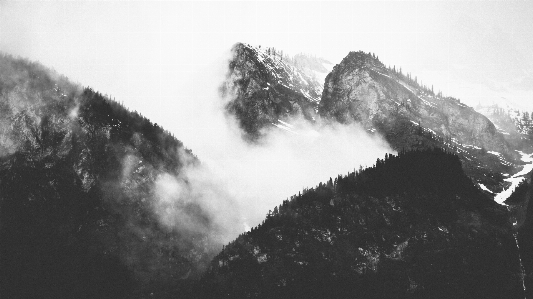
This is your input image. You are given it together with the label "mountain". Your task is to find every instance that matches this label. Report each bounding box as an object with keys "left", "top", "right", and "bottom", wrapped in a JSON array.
[
  {"left": 316, "top": 51, "right": 533, "bottom": 195},
  {"left": 320, "top": 51, "right": 508, "bottom": 153},
  {"left": 475, "top": 101, "right": 533, "bottom": 148},
  {"left": 0, "top": 54, "right": 228, "bottom": 298},
  {"left": 213, "top": 44, "right": 533, "bottom": 298},
  {"left": 221, "top": 43, "right": 332, "bottom": 141},
  {"left": 195, "top": 149, "right": 523, "bottom": 299},
  {"left": 223, "top": 44, "right": 533, "bottom": 196},
  {"left": 3, "top": 44, "right": 533, "bottom": 299}
]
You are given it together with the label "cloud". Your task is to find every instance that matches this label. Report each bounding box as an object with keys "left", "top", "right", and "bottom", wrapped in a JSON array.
[
  {"left": 151, "top": 148, "right": 243, "bottom": 244},
  {"left": 0, "top": 38, "right": 395, "bottom": 276},
  {"left": 147, "top": 48, "right": 394, "bottom": 245}
]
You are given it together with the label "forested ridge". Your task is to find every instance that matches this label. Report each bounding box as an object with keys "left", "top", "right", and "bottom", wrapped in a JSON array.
[
  {"left": 0, "top": 53, "right": 216, "bottom": 298},
  {"left": 194, "top": 149, "right": 522, "bottom": 299}
]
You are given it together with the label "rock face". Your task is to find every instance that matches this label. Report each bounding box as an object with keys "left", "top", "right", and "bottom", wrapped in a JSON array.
[
  {"left": 320, "top": 51, "right": 509, "bottom": 155},
  {"left": 317, "top": 51, "right": 531, "bottom": 193},
  {"left": 195, "top": 149, "right": 524, "bottom": 299},
  {"left": 221, "top": 43, "right": 331, "bottom": 140}
]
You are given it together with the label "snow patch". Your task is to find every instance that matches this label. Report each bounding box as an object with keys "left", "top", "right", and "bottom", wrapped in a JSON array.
[
  {"left": 478, "top": 183, "right": 493, "bottom": 194},
  {"left": 463, "top": 144, "right": 481, "bottom": 150},
  {"left": 494, "top": 151, "right": 533, "bottom": 205},
  {"left": 278, "top": 120, "right": 294, "bottom": 128},
  {"left": 419, "top": 98, "right": 437, "bottom": 108},
  {"left": 272, "top": 122, "right": 296, "bottom": 134}
]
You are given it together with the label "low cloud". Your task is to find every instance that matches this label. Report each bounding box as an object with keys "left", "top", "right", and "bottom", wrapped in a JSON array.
[
  {"left": 148, "top": 49, "right": 395, "bottom": 245},
  {"left": 152, "top": 148, "right": 243, "bottom": 244}
]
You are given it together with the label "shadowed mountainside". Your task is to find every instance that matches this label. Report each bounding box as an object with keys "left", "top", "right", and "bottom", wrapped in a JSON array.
[
  {"left": 194, "top": 149, "right": 523, "bottom": 299},
  {"left": 0, "top": 53, "right": 230, "bottom": 298}
]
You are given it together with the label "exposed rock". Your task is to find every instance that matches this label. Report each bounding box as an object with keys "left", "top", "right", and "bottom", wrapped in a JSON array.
[
  {"left": 317, "top": 51, "right": 524, "bottom": 193},
  {"left": 320, "top": 51, "right": 510, "bottom": 155},
  {"left": 221, "top": 43, "right": 328, "bottom": 141},
  {"left": 222, "top": 44, "right": 528, "bottom": 193}
]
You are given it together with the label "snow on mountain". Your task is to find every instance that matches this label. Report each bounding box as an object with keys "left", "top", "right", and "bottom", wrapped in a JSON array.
[
  {"left": 245, "top": 44, "right": 325, "bottom": 102},
  {"left": 478, "top": 183, "right": 494, "bottom": 194},
  {"left": 225, "top": 43, "right": 533, "bottom": 200},
  {"left": 223, "top": 43, "right": 336, "bottom": 140},
  {"left": 495, "top": 151, "right": 533, "bottom": 204},
  {"left": 476, "top": 100, "right": 533, "bottom": 137}
]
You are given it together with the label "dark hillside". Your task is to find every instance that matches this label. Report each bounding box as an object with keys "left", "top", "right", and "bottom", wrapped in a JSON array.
[
  {"left": 196, "top": 149, "right": 522, "bottom": 299},
  {"left": 507, "top": 173, "right": 533, "bottom": 299},
  {"left": 0, "top": 54, "right": 220, "bottom": 298}
]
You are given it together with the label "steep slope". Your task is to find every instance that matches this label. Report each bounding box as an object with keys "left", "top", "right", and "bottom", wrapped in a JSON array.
[
  {"left": 221, "top": 43, "right": 331, "bottom": 140},
  {"left": 318, "top": 51, "right": 526, "bottom": 194},
  {"left": 222, "top": 44, "right": 530, "bottom": 195},
  {"left": 319, "top": 52, "right": 506, "bottom": 152},
  {"left": 0, "top": 54, "right": 228, "bottom": 298},
  {"left": 196, "top": 149, "right": 523, "bottom": 299},
  {"left": 476, "top": 102, "right": 533, "bottom": 150}
]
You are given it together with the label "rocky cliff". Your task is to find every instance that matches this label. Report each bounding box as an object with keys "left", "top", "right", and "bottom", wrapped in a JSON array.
[
  {"left": 320, "top": 51, "right": 512, "bottom": 154},
  {"left": 221, "top": 43, "right": 331, "bottom": 141},
  {"left": 318, "top": 51, "right": 530, "bottom": 193},
  {"left": 223, "top": 45, "right": 528, "bottom": 194}
]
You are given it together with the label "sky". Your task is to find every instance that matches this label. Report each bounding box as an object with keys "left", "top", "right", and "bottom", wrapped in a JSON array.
[{"left": 1, "top": 0, "right": 533, "bottom": 231}]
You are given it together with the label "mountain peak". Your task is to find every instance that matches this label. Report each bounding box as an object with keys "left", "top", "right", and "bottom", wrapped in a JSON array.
[
  {"left": 222, "top": 42, "right": 326, "bottom": 140},
  {"left": 340, "top": 50, "right": 384, "bottom": 70}
]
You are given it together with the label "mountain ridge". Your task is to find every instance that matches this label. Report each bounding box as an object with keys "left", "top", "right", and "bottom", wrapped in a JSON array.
[
  {"left": 194, "top": 149, "right": 523, "bottom": 299},
  {"left": 224, "top": 43, "right": 533, "bottom": 196},
  {"left": 221, "top": 43, "right": 331, "bottom": 140},
  {"left": 2, "top": 45, "right": 533, "bottom": 298}
]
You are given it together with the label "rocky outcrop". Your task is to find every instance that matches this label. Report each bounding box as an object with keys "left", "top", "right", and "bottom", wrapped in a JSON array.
[
  {"left": 222, "top": 45, "right": 526, "bottom": 192},
  {"left": 319, "top": 51, "right": 521, "bottom": 192},
  {"left": 320, "top": 51, "right": 510, "bottom": 155},
  {"left": 221, "top": 43, "right": 328, "bottom": 141}
]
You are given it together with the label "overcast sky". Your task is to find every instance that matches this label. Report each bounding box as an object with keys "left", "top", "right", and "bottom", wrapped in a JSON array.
[{"left": 1, "top": 1, "right": 533, "bottom": 142}]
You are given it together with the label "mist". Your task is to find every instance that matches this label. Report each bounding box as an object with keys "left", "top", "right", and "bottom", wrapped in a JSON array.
[{"left": 150, "top": 48, "right": 394, "bottom": 244}]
